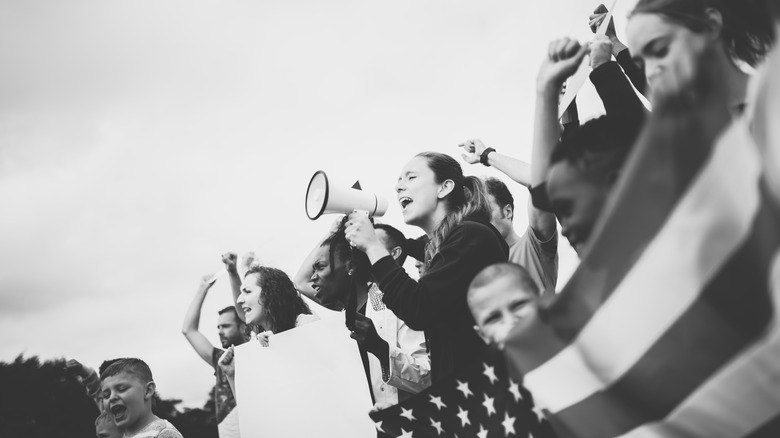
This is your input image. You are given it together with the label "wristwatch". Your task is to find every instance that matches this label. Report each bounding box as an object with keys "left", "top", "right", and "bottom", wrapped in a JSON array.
[{"left": 480, "top": 147, "right": 496, "bottom": 167}]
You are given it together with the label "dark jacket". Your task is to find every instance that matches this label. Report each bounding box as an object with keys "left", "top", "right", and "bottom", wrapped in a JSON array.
[{"left": 372, "top": 220, "right": 508, "bottom": 382}]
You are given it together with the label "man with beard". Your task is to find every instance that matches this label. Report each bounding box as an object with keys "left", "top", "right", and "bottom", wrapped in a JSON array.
[{"left": 182, "top": 255, "right": 248, "bottom": 438}]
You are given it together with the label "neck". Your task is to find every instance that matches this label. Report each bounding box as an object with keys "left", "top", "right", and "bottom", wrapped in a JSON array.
[
  {"left": 720, "top": 49, "right": 751, "bottom": 110},
  {"left": 128, "top": 412, "right": 158, "bottom": 435},
  {"left": 504, "top": 228, "right": 521, "bottom": 247},
  {"left": 420, "top": 205, "right": 450, "bottom": 237}
]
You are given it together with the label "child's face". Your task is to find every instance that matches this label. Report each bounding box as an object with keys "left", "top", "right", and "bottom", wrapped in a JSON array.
[
  {"left": 96, "top": 419, "right": 123, "bottom": 438},
  {"left": 469, "top": 277, "right": 536, "bottom": 347},
  {"left": 101, "top": 372, "right": 152, "bottom": 431}
]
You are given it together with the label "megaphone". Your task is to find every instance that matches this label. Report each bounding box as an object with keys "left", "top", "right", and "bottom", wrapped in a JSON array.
[{"left": 305, "top": 170, "right": 389, "bottom": 220}]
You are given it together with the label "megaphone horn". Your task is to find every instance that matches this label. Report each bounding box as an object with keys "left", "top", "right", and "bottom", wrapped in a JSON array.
[{"left": 305, "top": 170, "right": 389, "bottom": 220}]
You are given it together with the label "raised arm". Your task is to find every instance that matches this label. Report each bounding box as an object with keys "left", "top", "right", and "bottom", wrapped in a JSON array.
[
  {"left": 460, "top": 139, "right": 532, "bottom": 188},
  {"left": 293, "top": 219, "right": 342, "bottom": 301},
  {"left": 182, "top": 276, "right": 218, "bottom": 366},
  {"left": 221, "top": 252, "right": 245, "bottom": 322}
]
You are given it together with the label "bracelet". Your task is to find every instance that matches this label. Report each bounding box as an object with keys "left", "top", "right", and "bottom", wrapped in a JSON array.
[{"left": 480, "top": 147, "right": 496, "bottom": 167}]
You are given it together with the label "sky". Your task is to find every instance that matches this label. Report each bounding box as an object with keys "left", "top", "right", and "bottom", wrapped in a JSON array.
[{"left": 0, "top": 0, "right": 638, "bottom": 407}]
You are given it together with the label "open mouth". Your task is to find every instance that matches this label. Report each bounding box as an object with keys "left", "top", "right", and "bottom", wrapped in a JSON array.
[
  {"left": 242, "top": 307, "right": 252, "bottom": 315},
  {"left": 399, "top": 197, "right": 413, "bottom": 209},
  {"left": 110, "top": 404, "right": 128, "bottom": 423}
]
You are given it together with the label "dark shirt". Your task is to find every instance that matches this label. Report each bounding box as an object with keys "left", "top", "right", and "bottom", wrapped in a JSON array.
[
  {"left": 211, "top": 348, "right": 238, "bottom": 425},
  {"left": 616, "top": 48, "right": 647, "bottom": 96},
  {"left": 373, "top": 220, "right": 508, "bottom": 383},
  {"left": 589, "top": 60, "right": 647, "bottom": 123}
]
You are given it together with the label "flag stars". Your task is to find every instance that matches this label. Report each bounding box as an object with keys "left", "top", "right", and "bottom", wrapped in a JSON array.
[
  {"left": 429, "top": 394, "right": 447, "bottom": 411},
  {"left": 483, "top": 363, "right": 498, "bottom": 384},
  {"left": 400, "top": 407, "right": 416, "bottom": 422},
  {"left": 430, "top": 419, "right": 444, "bottom": 436},
  {"left": 398, "top": 428, "right": 413, "bottom": 438},
  {"left": 477, "top": 425, "right": 488, "bottom": 438},
  {"left": 482, "top": 393, "right": 496, "bottom": 416},
  {"left": 374, "top": 421, "right": 384, "bottom": 433},
  {"left": 456, "top": 380, "right": 473, "bottom": 399},
  {"left": 457, "top": 406, "right": 471, "bottom": 427},
  {"left": 502, "top": 412, "right": 516, "bottom": 436},
  {"left": 508, "top": 381, "right": 523, "bottom": 403}
]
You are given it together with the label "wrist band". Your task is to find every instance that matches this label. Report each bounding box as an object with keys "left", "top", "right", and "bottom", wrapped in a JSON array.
[{"left": 480, "top": 147, "right": 495, "bottom": 167}]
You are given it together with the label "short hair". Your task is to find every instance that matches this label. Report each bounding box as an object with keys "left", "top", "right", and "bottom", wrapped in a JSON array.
[
  {"left": 95, "top": 411, "right": 115, "bottom": 427},
  {"left": 631, "top": 0, "right": 775, "bottom": 67},
  {"left": 217, "top": 306, "right": 242, "bottom": 326},
  {"left": 374, "top": 223, "right": 408, "bottom": 266},
  {"left": 98, "top": 359, "right": 121, "bottom": 376},
  {"left": 99, "top": 358, "right": 153, "bottom": 385},
  {"left": 550, "top": 116, "right": 642, "bottom": 180},
  {"left": 243, "top": 265, "right": 312, "bottom": 333},
  {"left": 484, "top": 177, "right": 514, "bottom": 211},
  {"left": 468, "top": 263, "right": 540, "bottom": 299}
]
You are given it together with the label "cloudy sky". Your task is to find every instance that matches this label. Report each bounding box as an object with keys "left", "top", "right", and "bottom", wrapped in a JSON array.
[{"left": 0, "top": 0, "right": 637, "bottom": 407}]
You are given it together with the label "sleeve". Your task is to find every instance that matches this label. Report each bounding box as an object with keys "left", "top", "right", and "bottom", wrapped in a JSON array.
[
  {"left": 157, "top": 429, "right": 184, "bottom": 438},
  {"left": 590, "top": 60, "right": 646, "bottom": 123},
  {"left": 404, "top": 235, "right": 428, "bottom": 261},
  {"left": 374, "top": 224, "right": 480, "bottom": 331},
  {"left": 81, "top": 368, "right": 101, "bottom": 399},
  {"left": 384, "top": 319, "right": 431, "bottom": 394},
  {"left": 616, "top": 48, "right": 648, "bottom": 96},
  {"left": 211, "top": 347, "right": 224, "bottom": 372},
  {"left": 524, "top": 224, "right": 559, "bottom": 295}
]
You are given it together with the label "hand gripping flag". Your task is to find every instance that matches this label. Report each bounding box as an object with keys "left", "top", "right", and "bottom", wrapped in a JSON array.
[
  {"left": 504, "top": 45, "right": 780, "bottom": 438},
  {"left": 370, "top": 348, "right": 555, "bottom": 438}
]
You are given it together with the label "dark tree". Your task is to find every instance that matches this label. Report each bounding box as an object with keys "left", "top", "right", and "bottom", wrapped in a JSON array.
[{"left": 0, "top": 355, "right": 99, "bottom": 438}]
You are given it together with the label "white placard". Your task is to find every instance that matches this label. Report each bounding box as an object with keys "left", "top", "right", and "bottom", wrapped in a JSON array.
[{"left": 234, "top": 315, "right": 375, "bottom": 438}]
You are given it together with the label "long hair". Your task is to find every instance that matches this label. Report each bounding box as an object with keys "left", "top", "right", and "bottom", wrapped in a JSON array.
[
  {"left": 631, "top": 0, "right": 775, "bottom": 67},
  {"left": 416, "top": 152, "right": 492, "bottom": 270},
  {"left": 244, "top": 265, "right": 311, "bottom": 333}
]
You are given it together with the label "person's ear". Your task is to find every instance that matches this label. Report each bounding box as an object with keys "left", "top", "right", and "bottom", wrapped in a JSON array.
[
  {"left": 390, "top": 246, "right": 403, "bottom": 261},
  {"left": 145, "top": 381, "right": 156, "bottom": 401},
  {"left": 502, "top": 204, "right": 514, "bottom": 221},
  {"left": 704, "top": 7, "right": 724, "bottom": 39},
  {"left": 437, "top": 179, "right": 455, "bottom": 199}
]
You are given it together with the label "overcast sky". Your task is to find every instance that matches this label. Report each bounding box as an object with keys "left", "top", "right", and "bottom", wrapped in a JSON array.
[{"left": 0, "top": 0, "right": 637, "bottom": 407}]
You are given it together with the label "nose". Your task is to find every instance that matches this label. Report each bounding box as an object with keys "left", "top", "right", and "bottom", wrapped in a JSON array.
[
  {"left": 395, "top": 180, "right": 405, "bottom": 193},
  {"left": 310, "top": 271, "right": 318, "bottom": 282},
  {"left": 236, "top": 294, "right": 245, "bottom": 305}
]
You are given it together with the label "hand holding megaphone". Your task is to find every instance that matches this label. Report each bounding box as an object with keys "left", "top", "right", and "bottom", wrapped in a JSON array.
[
  {"left": 305, "top": 171, "right": 388, "bottom": 220},
  {"left": 345, "top": 211, "right": 388, "bottom": 261}
]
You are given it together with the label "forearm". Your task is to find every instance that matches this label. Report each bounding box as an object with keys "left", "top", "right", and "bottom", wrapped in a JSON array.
[
  {"left": 486, "top": 152, "right": 532, "bottom": 188},
  {"left": 182, "top": 289, "right": 208, "bottom": 333},
  {"left": 591, "top": 61, "right": 646, "bottom": 121},
  {"left": 227, "top": 267, "right": 245, "bottom": 322},
  {"left": 531, "top": 85, "right": 563, "bottom": 186}
]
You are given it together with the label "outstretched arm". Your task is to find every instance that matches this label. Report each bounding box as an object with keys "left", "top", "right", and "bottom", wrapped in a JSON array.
[
  {"left": 182, "top": 276, "right": 217, "bottom": 366},
  {"left": 221, "top": 252, "right": 245, "bottom": 322},
  {"left": 460, "top": 139, "right": 532, "bottom": 188}
]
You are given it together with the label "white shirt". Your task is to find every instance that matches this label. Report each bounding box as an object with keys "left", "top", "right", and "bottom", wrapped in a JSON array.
[{"left": 365, "top": 283, "right": 431, "bottom": 406}]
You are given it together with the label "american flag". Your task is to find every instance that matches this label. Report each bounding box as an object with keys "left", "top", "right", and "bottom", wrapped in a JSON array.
[
  {"left": 370, "top": 349, "right": 553, "bottom": 438},
  {"left": 504, "top": 45, "right": 780, "bottom": 438}
]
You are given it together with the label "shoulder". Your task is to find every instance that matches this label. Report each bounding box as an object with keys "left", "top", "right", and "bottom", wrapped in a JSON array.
[{"left": 157, "top": 430, "right": 183, "bottom": 438}]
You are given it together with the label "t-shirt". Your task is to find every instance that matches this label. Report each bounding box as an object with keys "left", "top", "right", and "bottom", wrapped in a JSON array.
[
  {"left": 212, "top": 347, "right": 239, "bottom": 433},
  {"left": 125, "top": 418, "right": 182, "bottom": 438},
  {"left": 507, "top": 225, "right": 559, "bottom": 296}
]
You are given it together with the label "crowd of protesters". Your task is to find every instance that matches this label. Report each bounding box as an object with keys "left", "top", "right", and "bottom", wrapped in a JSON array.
[{"left": 33, "top": 0, "right": 780, "bottom": 436}]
